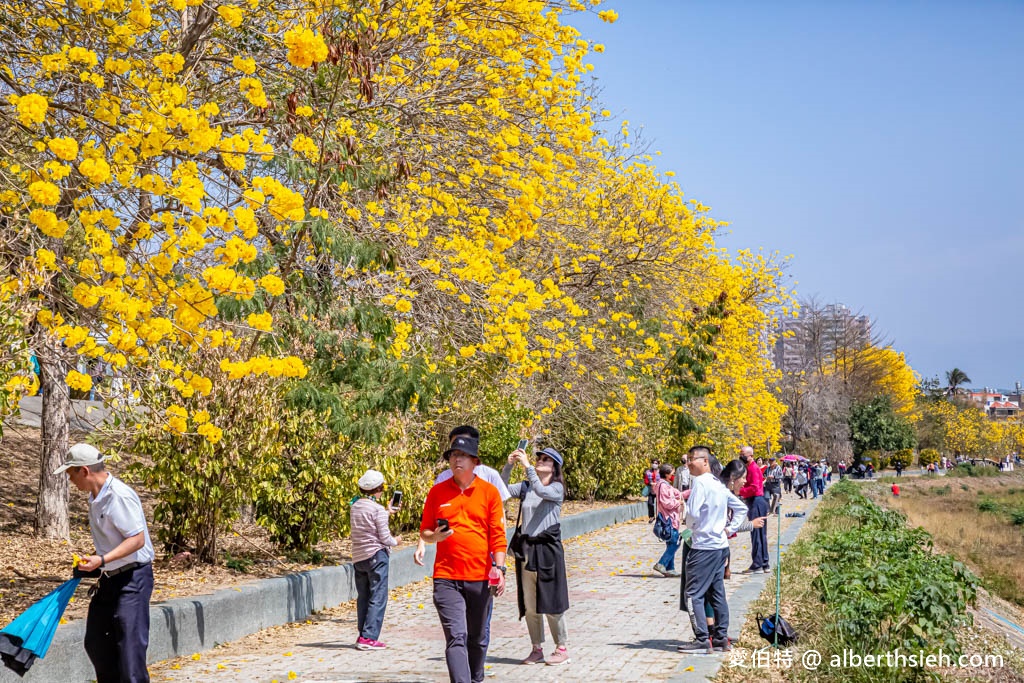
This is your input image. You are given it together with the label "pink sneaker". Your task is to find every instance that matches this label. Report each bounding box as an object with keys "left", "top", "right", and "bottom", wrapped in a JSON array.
[
  {"left": 546, "top": 647, "right": 570, "bottom": 666},
  {"left": 521, "top": 646, "right": 545, "bottom": 664},
  {"left": 356, "top": 637, "right": 387, "bottom": 650}
]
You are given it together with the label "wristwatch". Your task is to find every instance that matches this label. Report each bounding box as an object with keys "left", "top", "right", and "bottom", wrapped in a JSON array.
[{"left": 492, "top": 562, "right": 506, "bottom": 575}]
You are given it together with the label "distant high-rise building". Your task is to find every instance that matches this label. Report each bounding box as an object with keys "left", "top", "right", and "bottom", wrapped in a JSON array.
[{"left": 773, "top": 304, "right": 872, "bottom": 373}]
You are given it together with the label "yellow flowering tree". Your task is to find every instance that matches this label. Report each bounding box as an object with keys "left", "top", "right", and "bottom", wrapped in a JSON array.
[{"left": 2, "top": 0, "right": 795, "bottom": 545}]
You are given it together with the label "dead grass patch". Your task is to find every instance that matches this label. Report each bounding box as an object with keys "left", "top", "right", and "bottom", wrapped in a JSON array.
[{"left": 880, "top": 473, "right": 1024, "bottom": 607}]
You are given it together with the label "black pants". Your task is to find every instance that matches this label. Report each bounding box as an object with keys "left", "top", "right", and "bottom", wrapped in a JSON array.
[
  {"left": 782, "top": 476, "right": 793, "bottom": 493},
  {"left": 746, "top": 496, "right": 770, "bottom": 570},
  {"left": 766, "top": 484, "right": 781, "bottom": 515},
  {"left": 85, "top": 563, "right": 153, "bottom": 683},
  {"left": 683, "top": 547, "right": 729, "bottom": 643},
  {"left": 433, "top": 579, "right": 492, "bottom": 683}
]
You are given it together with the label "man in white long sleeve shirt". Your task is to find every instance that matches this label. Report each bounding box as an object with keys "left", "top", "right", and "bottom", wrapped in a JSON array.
[{"left": 679, "top": 446, "right": 747, "bottom": 654}]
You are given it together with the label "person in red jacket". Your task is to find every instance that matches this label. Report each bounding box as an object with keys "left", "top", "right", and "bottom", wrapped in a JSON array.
[{"left": 736, "top": 446, "right": 770, "bottom": 574}]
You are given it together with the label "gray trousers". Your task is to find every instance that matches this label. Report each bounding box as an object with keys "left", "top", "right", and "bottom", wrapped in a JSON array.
[
  {"left": 684, "top": 547, "right": 729, "bottom": 643},
  {"left": 520, "top": 569, "right": 569, "bottom": 647},
  {"left": 433, "top": 579, "right": 492, "bottom": 683}
]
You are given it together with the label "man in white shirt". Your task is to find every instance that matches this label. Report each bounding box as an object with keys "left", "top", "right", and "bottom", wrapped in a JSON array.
[
  {"left": 56, "top": 443, "right": 154, "bottom": 682},
  {"left": 678, "top": 446, "right": 747, "bottom": 655}
]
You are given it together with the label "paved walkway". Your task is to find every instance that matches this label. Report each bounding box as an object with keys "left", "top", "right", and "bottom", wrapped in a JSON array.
[{"left": 152, "top": 492, "right": 819, "bottom": 683}]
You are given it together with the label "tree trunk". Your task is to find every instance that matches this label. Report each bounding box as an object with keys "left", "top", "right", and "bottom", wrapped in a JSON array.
[{"left": 35, "top": 337, "right": 70, "bottom": 539}]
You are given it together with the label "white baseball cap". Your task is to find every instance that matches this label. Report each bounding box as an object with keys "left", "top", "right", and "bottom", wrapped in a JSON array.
[
  {"left": 53, "top": 443, "right": 104, "bottom": 475},
  {"left": 357, "top": 469, "right": 385, "bottom": 491}
]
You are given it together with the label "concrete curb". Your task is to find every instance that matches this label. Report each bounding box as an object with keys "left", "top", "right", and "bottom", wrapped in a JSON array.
[
  {"left": 669, "top": 497, "right": 820, "bottom": 682},
  {"left": 2, "top": 501, "right": 645, "bottom": 682}
]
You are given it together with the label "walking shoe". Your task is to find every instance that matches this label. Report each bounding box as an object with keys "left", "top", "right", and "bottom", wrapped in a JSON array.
[
  {"left": 356, "top": 637, "right": 387, "bottom": 650},
  {"left": 546, "top": 647, "right": 570, "bottom": 666},
  {"left": 521, "top": 646, "right": 545, "bottom": 664},
  {"left": 665, "top": 569, "right": 681, "bottom": 577},
  {"left": 677, "top": 639, "right": 713, "bottom": 654},
  {"left": 737, "top": 567, "right": 760, "bottom": 575},
  {"left": 653, "top": 563, "right": 669, "bottom": 576},
  {"left": 761, "top": 567, "right": 772, "bottom": 574},
  {"left": 712, "top": 637, "right": 733, "bottom": 652}
]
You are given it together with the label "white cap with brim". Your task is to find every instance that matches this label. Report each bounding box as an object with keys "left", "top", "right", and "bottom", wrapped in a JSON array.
[
  {"left": 357, "top": 469, "right": 385, "bottom": 491},
  {"left": 53, "top": 443, "right": 104, "bottom": 475}
]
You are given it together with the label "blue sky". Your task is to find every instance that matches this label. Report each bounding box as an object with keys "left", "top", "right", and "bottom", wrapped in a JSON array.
[{"left": 573, "top": 1, "right": 1023, "bottom": 390}]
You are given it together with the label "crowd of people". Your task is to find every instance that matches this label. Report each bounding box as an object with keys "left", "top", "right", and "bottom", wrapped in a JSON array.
[{"left": 57, "top": 432, "right": 826, "bottom": 683}]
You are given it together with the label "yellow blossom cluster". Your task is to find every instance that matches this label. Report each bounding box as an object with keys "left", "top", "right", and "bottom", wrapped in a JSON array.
[{"left": 0, "top": 0, "right": 789, "bottom": 456}]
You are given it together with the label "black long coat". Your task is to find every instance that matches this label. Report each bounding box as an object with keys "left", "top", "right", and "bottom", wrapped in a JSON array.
[{"left": 515, "top": 524, "right": 570, "bottom": 618}]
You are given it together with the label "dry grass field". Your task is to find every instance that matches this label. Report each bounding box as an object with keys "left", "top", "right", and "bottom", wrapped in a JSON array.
[{"left": 882, "top": 471, "right": 1024, "bottom": 607}]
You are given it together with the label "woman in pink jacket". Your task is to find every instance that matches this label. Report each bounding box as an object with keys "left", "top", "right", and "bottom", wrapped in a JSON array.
[{"left": 653, "top": 463, "right": 684, "bottom": 576}]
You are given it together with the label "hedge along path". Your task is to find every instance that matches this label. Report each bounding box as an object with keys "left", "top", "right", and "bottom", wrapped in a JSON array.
[{"left": 152, "top": 496, "right": 817, "bottom": 682}]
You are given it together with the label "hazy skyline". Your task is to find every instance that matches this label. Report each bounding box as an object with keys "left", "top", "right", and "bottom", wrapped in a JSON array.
[{"left": 574, "top": 1, "right": 1023, "bottom": 389}]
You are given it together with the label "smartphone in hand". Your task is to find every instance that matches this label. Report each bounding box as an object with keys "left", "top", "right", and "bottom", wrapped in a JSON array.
[
  {"left": 436, "top": 518, "right": 450, "bottom": 533},
  {"left": 517, "top": 438, "right": 529, "bottom": 452},
  {"left": 390, "top": 490, "right": 403, "bottom": 508}
]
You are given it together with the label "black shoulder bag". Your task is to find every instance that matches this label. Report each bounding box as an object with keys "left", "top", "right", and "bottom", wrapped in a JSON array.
[{"left": 507, "top": 481, "right": 530, "bottom": 560}]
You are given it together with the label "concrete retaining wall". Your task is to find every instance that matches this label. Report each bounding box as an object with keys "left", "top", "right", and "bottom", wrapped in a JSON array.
[{"left": 2, "top": 501, "right": 644, "bottom": 682}]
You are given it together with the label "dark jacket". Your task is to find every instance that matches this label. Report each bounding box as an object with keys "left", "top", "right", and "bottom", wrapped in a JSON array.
[{"left": 515, "top": 524, "right": 569, "bottom": 618}]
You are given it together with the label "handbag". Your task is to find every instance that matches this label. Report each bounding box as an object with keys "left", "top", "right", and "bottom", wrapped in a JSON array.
[
  {"left": 757, "top": 612, "right": 798, "bottom": 646},
  {"left": 641, "top": 484, "right": 650, "bottom": 498},
  {"left": 507, "top": 481, "right": 530, "bottom": 560},
  {"left": 652, "top": 512, "right": 673, "bottom": 542}
]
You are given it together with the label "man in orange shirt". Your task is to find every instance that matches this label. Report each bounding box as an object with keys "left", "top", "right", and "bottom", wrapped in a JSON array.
[{"left": 421, "top": 433, "right": 507, "bottom": 683}]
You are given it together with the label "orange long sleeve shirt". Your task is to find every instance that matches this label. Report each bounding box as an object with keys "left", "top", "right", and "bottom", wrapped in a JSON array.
[{"left": 420, "top": 476, "right": 506, "bottom": 581}]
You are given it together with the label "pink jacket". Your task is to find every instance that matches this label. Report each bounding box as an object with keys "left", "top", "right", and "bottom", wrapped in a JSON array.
[{"left": 654, "top": 480, "right": 683, "bottom": 529}]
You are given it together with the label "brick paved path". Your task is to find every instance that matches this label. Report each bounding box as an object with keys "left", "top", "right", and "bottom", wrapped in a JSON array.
[{"left": 153, "top": 492, "right": 818, "bottom": 682}]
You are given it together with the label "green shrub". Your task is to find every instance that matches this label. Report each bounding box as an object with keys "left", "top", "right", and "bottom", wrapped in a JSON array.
[
  {"left": 919, "top": 447, "right": 940, "bottom": 467},
  {"left": 129, "top": 378, "right": 280, "bottom": 562},
  {"left": 813, "top": 481, "right": 977, "bottom": 677},
  {"left": 253, "top": 411, "right": 352, "bottom": 552},
  {"left": 1010, "top": 509, "right": 1024, "bottom": 526},
  {"left": 557, "top": 427, "right": 645, "bottom": 500},
  {"left": 948, "top": 463, "right": 1001, "bottom": 478},
  {"left": 891, "top": 448, "right": 914, "bottom": 469},
  {"left": 977, "top": 498, "right": 999, "bottom": 512}
]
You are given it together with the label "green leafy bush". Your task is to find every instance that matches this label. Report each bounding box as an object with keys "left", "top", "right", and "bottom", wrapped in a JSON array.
[
  {"left": 890, "top": 448, "right": 914, "bottom": 469},
  {"left": 948, "top": 463, "right": 1001, "bottom": 478},
  {"left": 977, "top": 498, "right": 999, "bottom": 512},
  {"left": 918, "top": 447, "right": 940, "bottom": 467},
  {"left": 253, "top": 411, "right": 351, "bottom": 552},
  {"left": 813, "top": 480, "right": 977, "bottom": 678}
]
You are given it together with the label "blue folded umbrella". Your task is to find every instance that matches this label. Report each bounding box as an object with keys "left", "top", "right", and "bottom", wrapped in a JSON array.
[{"left": 0, "top": 577, "right": 81, "bottom": 676}]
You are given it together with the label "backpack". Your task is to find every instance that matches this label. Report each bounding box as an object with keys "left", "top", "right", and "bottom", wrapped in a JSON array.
[{"left": 758, "top": 612, "right": 798, "bottom": 646}]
